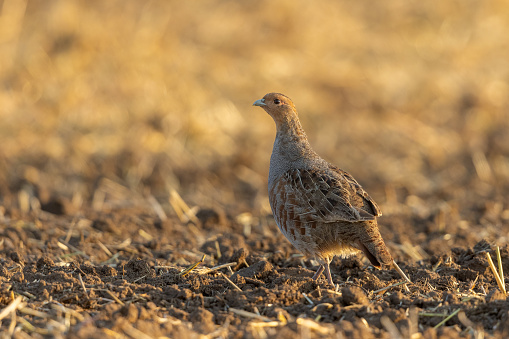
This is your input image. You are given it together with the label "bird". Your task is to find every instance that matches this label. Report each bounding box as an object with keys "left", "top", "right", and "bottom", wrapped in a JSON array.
[{"left": 253, "top": 92, "right": 410, "bottom": 288}]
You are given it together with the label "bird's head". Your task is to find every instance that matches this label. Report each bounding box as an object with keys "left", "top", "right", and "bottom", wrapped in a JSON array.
[{"left": 253, "top": 93, "right": 298, "bottom": 126}]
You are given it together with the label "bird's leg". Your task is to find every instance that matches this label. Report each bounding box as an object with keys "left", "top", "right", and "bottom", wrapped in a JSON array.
[
  {"left": 324, "top": 257, "right": 336, "bottom": 289},
  {"left": 312, "top": 265, "right": 325, "bottom": 280}
]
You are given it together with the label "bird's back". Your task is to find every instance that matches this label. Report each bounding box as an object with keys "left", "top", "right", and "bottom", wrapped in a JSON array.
[{"left": 269, "top": 150, "right": 392, "bottom": 266}]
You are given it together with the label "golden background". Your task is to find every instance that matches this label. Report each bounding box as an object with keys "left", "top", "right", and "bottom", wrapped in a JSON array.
[{"left": 1, "top": 1, "right": 508, "bottom": 239}]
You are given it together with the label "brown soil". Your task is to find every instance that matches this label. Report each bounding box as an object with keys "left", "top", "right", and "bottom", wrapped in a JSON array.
[
  {"left": 1, "top": 192, "right": 509, "bottom": 338},
  {"left": 1, "top": 1, "right": 509, "bottom": 338}
]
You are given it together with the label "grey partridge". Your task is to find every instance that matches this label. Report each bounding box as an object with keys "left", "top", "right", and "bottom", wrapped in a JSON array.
[{"left": 253, "top": 92, "right": 405, "bottom": 288}]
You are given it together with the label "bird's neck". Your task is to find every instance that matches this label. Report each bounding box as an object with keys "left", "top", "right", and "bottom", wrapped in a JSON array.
[
  {"left": 274, "top": 110, "right": 307, "bottom": 140},
  {"left": 273, "top": 114, "right": 315, "bottom": 161}
]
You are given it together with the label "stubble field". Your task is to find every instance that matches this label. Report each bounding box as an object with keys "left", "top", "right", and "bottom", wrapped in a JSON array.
[{"left": 1, "top": 1, "right": 509, "bottom": 338}]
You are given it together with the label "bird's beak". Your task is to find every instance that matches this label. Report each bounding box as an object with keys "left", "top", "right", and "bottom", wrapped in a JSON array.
[{"left": 253, "top": 98, "right": 266, "bottom": 107}]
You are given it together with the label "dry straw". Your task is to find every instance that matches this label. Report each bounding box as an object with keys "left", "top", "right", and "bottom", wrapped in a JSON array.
[
  {"left": 222, "top": 273, "right": 242, "bottom": 292},
  {"left": 433, "top": 308, "right": 461, "bottom": 329},
  {"left": 484, "top": 247, "right": 507, "bottom": 295},
  {"left": 179, "top": 254, "right": 206, "bottom": 277}
]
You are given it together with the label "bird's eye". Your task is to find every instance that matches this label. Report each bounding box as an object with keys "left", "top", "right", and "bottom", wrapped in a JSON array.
[{"left": 274, "top": 99, "right": 281, "bottom": 105}]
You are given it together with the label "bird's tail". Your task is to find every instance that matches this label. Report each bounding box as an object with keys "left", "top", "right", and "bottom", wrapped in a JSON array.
[{"left": 357, "top": 221, "right": 393, "bottom": 268}]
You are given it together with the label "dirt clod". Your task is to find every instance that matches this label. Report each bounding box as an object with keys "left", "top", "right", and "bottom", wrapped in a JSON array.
[
  {"left": 233, "top": 260, "right": 273, "bottom": 280},
  {"left": 342, "top": 286, "right": 370, "bottom": 306},
  {"left": 486, "top": 289, "right": 507, "bottom": 302}
]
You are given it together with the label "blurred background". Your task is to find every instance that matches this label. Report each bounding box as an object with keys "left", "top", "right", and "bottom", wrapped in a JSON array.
[{"left": 1, "top": 0, "right": 508, "bottom": 250}]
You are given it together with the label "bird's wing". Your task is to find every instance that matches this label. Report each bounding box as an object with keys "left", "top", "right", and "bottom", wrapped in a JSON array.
[{"left": 280, "top": 166, "right": 381, "bottom": 223}]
